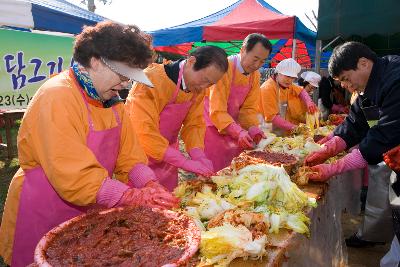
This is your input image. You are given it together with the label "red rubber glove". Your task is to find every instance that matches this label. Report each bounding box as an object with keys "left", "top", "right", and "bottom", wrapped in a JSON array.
[
  {"left": 96, "top": 178, "right": 179, "bottom": 209},
  {"left": 308, "top": 149, "right": 368, "bottom": 182},
  {"left": 248, "top": 126, "right": 266, "bottom": 145},
  {"left": 305, "top": 136, "right": 347, "bottom": 166},
  {"left": 117, "top": 181, "right": 179, "bottom": 209},
  {"left": 384, "top": 145, "right": 400, "bottom": 172}
]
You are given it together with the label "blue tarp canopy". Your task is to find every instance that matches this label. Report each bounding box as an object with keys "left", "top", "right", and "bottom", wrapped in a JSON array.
[
  {"left": 150, "top": 0, "right": 330, "bottom": 68},
  {"left": 0, "top": 0, "right": 106, "bottom": 34}
]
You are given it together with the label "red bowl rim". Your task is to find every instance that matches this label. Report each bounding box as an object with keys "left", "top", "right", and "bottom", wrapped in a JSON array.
[{"left": 34, "top": 207, "right": 201, "bottom": 267}]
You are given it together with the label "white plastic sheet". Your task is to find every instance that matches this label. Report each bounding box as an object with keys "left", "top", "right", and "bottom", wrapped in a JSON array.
[{"left": 357, "top": 163, "right": 394, "bottom": 242}]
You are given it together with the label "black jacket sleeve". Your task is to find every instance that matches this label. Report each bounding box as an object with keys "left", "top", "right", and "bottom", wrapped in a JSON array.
[
  {"left": 359, "top": 82, "right": 400, "bottom": 164},
  {"left": 333, "top": 100, "right": 370, "bottom": 149}
]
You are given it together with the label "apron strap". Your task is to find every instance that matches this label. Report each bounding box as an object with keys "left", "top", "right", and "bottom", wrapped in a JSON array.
[
  {"left": 275, "top": 79, "right": 281, "bottom": 116},
  {"left": 274, "top": 78, "right": 289, "bottom": 119},
  {"left": 70, "top": 69, "right": 95, "bottom": 131},
  {"left": 111, "top": 106, "right": 121, "bottom": 125},
  {"left": 169, "top": 61, "right": 185, "bottom": 104}
]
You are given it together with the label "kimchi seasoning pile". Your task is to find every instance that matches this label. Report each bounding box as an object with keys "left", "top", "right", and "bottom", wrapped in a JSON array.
[
  {"left": 45, "top": 206, "right": 190, "bottom": 266},
  {"left": 246, "top": 150, "right": 297, "bottom": 165}
]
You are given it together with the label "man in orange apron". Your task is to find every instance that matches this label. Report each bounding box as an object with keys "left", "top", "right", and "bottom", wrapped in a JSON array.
[
  {"left": 125, "top": 46, "right": 228, "bottom": 191},
  {"left": 203, "top": 34, "right": 272, "bottom": 171},
  {"left": 0, "top": 21, "right": 178, "bottom": 266}
]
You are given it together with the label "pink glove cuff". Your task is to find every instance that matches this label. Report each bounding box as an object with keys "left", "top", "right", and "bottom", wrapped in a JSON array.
[
  {"left": 248, "top": 126, "right": 264, "bottom": 139},
  {"left": 312, "top": 149, "right": 368, "bottom": 180},
  {"left": 96, "top": 177, "right": 129, "bottom": 208},
  {"left": 299, "top": 89, "right": 314, "bottom": 107},
  {"left": 271, "top": 115, "right": 296, "bottom": 131},
  {"left": 342, "top": 149, "right": 368, "bottom": 169},
  {"left": 225, "top": 122, "right": 243, "bottom": 139},
  {"left": 188, "top": 148, "right": 206, "bottom": 160},
  {"left": 128, "top": 163, "right": 156, "bottom": 188},
  {"left": 163, "top": 147, "right": 187, "bottom": 168}
]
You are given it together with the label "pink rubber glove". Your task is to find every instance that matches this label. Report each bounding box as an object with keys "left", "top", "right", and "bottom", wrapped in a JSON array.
[
  {"left": 225, "top": 122, "right": 254, "bottom": 149},
  {"left": 164, "top": 147, "right": 214, "bottom": 177},
  {"left": 189, "top": 148, "right": 214, "bottom": 172},
  {"left": 128, "top": 163, "right": 157, "bottom": 188},
  {"left": 299, "top": 89, "right": 318, "bottom": 114},
  {"left": 248, "top": 126, "right": 266, "bottom": 145},
  {"left": 317, "top": 132, "right": 334, "bottom": 145},
  {"left": 271, "top": 115, "right": 296, "bottom": 131},
  {"left": 308, "top": 149, "right": 368, "bottom": 182},
  {"left": 96, "top": 177, "right": 130, "bottom": 208},
  {"left": 305, "top": 136, "right": 347, "bottom": 166}
]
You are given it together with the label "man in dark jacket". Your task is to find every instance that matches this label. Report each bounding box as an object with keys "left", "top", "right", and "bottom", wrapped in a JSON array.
[
  {"left": 305, "top": 41, "right": 400, "bottom": 248},
  {"left": 305, "top": 41, "right": 400, "bottom": 179}
]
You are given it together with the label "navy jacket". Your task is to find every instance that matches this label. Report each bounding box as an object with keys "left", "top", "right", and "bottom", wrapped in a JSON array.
[{"left": 334, "top": 56, "right": 400, "bottom": 164}]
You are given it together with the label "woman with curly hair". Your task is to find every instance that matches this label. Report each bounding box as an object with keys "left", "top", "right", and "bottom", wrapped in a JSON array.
[{"left": 0, "top": 21, "right": 178, "bottom": 266}]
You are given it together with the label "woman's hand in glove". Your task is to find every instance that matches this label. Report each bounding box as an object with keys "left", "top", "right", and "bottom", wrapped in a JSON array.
[{"left": 117, "top": 182, "right": 179, "bottom": 209}]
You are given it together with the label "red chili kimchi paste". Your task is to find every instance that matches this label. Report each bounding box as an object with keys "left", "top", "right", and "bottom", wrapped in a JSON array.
[
  {"left": 246, "top": 150, "right": 297, "bottom": 165},
  {"left": 45, "top": 206, "right": 190, "bottom": 266}
]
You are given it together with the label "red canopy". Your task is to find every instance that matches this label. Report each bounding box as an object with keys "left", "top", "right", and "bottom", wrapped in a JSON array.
[{"left": 204, "top": 0, "right": 295, "bottom": 41}]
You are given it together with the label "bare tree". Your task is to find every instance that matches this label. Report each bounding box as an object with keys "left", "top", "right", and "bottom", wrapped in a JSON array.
[{"left": 80, "top": 0, "right": 111, "bottom": 12}]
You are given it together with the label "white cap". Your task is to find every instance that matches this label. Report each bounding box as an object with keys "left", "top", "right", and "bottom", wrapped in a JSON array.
[
  {"left": 300, "top": 71, "right": 321, "bottom": 87},
  {"left": 102, "top": 58, "right": 153, "bottom": 87},
  {"left": 275, "top": 58, "right": 301, "bottom": 78}
]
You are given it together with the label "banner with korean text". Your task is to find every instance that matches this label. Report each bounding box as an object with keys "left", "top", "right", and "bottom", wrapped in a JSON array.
[{"left": 0, "top": 28, "right": 74, "bottom": 110}]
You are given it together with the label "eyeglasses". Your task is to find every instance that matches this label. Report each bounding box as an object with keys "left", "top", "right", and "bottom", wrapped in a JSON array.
[{"left": 100, "top": 57, "right": 131, "bottom": 83}]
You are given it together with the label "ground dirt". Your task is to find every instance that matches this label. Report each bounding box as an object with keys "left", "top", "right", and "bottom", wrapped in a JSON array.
[{"left": 343, "top": 211, "right": 391, "bottom": 267}]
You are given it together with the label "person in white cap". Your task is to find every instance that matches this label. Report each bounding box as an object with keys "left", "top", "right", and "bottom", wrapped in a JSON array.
[
  {"left": 298, "top": 71, "right": 321, "bottom": 96},
  {"left": 0, "top": 21, "right": 179, "bottom": 267},
  {"left": 259, "top": 58, "right": 318, "bottom": 134}
]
